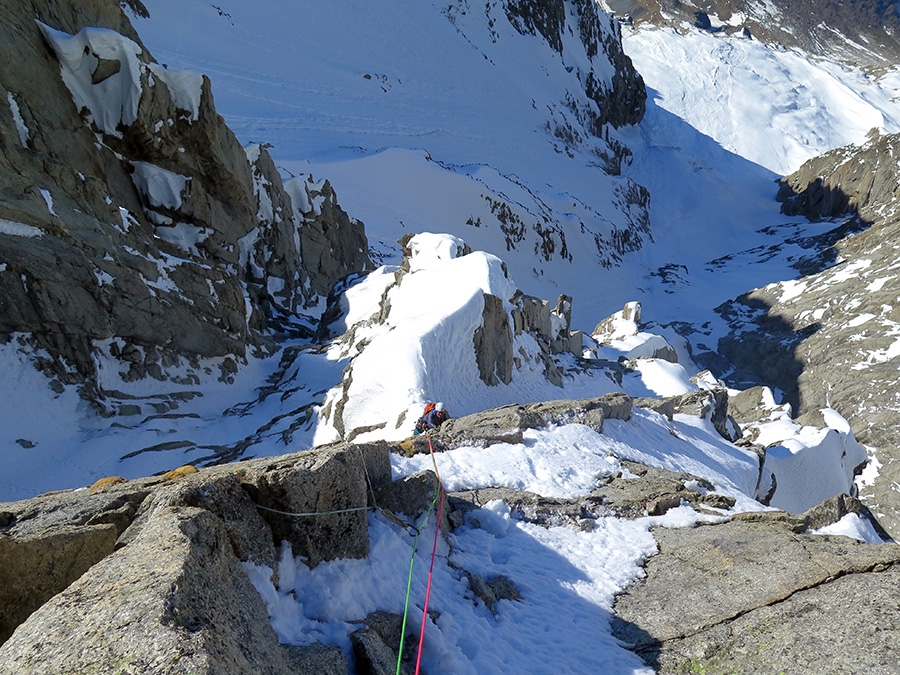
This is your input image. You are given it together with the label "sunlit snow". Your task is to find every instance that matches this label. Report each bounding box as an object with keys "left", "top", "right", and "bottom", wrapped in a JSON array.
[{"left": 3, "top": 2, "right": 896, "bottom": 671}]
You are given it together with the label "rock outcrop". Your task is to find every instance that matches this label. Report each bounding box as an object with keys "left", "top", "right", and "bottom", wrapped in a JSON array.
[
  {"left": 612, "top": 515, "right": 900, "bottom": 674},
  {"left": 716, "top": 131, "right": 900, "bottom": 538},
  {"left": 426, "top": 392, "right": 633, "bottom": 449},
  {"left": 0, "top": 394, "right": 886, "bottom": 673},
  {"left": 0, "top": 441, "right": 394, "bottom": 672},
  {"left": 503, "top": 0, "right": 646, "bottom": 131},
  {"left": 0, "top": 0, "right": 370, "bottom": 403},
  {"left": 1, "top": 507, "right": 347, "bottom": 675}
]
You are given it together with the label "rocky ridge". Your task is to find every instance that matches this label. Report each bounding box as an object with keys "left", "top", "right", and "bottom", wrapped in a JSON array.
[
  {"left": 715, "top": 131, "right": 900, "bottom": 539},
  {"left": 0, "top": 391, "right": 892, "bottom": 674},
  {"left": 0, "top": 0, "right": 370, "bottom": 411},
  {"left": 604, "top": 0, "right": 900, "bottom": 70}
]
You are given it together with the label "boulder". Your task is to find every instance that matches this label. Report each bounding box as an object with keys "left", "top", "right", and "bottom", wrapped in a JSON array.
[
  {"left": 244, "top": 444, "right": 373, "bottom": 567},
  {"left": 511, "top": 292, "right": 552, "bottom": 339},
  {"left": 431, "top": 393, "right": 633, "bottom": 449},
  {"left": 801, "top": 492, "right": 862, "bottom": 532},
  {"left": 350, "top": 611, "right": 416, "bottom": 675},
  {"left": 373, "top": 470, "right": 446, "bottom": 522},
  {"left": 672, "top": 388, "right": 741, "bottom": 442},
  {"left": 726, "top": 385, "right": 778, "bottom": 425},
  {"left": 448, "top": 486, "right": 596, "bottom": 531},
  {"left": 0, "top": 506, "right": 339, "bottom": 674},
  {"left": 116, "top": 471, "right": 277, "bottom": 568},
  {"left": 633, "top": 396, "right": 676, "bottom": 420},
  {"left": 612, "top": 517, "right": 900, "bottom": 674},
  {"left": 466, "top": 572, "right": 522, "bottom": 615}
]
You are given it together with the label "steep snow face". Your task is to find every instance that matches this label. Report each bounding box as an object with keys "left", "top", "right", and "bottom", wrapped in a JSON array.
[
  {"left": 134, "top": 0, "right": 653, "bottom": 327},
  {"left": 137, "top": 0, "right": 638, "bottom": 166},
  {"left": 622, "top": 26, "right": 900, "bottom": 175}
]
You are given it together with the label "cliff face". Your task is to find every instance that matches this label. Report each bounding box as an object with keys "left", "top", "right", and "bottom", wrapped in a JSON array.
[
  {"left": 503, "top": 0, "right": 646, "bottom": 130},
  {"left": 717, "top": 132, "right": 900, "bottom": 540},
  {"left": 614, "top": 0, "right": 900, "bottom": 69},
  {"left": 0, "top": 0, "right": 370, "bottom": 400}
]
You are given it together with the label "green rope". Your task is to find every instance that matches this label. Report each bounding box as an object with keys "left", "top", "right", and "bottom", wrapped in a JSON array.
[
  {"left": 395, "top": 487, "right": 440, "bottom": 675},
  {"left": 255, "top": 503, "right": 371, "bottom": 517}
]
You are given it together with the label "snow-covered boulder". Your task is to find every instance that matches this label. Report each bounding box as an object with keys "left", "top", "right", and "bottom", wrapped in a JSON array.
[{"left": 592, "top": 301, "right": 679, "bottom": 362}]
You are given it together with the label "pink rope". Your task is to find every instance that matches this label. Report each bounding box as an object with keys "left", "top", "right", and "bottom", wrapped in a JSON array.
[
  {"left": 414, "top": 435, "right": 445, "bottom": 674},
  {"left": 414, "top": 481, "right": 443, "bottom": 674}
]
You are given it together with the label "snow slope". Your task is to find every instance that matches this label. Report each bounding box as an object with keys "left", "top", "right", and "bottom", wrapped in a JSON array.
[
  {"left": 2, "top": 2, "right": 895, "bottom": 671},
  {"left": 2, "top": 0, "right": 893, "bottom": 507}
]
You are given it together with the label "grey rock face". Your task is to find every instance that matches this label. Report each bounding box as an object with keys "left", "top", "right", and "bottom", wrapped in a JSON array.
[
  {"left": 292, "top": 177, "right": 372, "bottom": 300},
  {"left": 0, "top": 0, "right": 370, "bottom": 399},
  {"left": 474, "top": 293, "right": 514, "bottom": 386},
  {"left": 716, "top": 132, "right": 900, "bottom": 539},
  {"left": 0, "top": 484, "right": 153, "bottom": 643},
  {"left": 0, "top": 522, "right": 117, "bottom": 645},
  {"left": 777, "top": 131, "right": 900, "bottom": 223},
  {"left": 0, "top": 506, "right": 333, "bottom": 675},
  {"left": 116, "top": 472, "right": 277, "bottom": 568},
  {"left": 503, "top": 0, "right": 646, "bottom": 129},
  {"left": 612, "top": 518, "right": 900, "bottom": 674},
  {"left": 672, "top": 388, "right": 740, "bottom": 442}
]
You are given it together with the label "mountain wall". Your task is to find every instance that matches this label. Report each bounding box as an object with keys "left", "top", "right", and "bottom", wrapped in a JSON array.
[
  {"left": 504, "top": 0, "right": 646, "bottom": 130},
  {"left": 718, "top": 131, "right": 900, "bottom": 539},
  {"left": 0, "top": 0, "right": 370, "bottom": 407},
  {"left": 610, "top": 0, "right": 900, "bottom": 69}
]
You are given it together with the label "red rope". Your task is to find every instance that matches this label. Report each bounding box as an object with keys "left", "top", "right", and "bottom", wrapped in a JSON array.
[{"left": 414, "top": 434, "right": 445, "bottom": 674}]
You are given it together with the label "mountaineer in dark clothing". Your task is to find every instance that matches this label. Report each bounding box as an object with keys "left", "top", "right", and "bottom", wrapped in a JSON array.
[{"left": 414, "top": 401, "right": 449, "bottom": 434}]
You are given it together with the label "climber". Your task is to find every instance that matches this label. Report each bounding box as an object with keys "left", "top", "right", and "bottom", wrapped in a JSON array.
[{"left": 414, "top": 401, "right": 450, "bottom": 434}]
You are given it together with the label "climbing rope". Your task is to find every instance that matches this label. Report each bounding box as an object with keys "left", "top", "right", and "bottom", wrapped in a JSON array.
[
  {"left": 252, "top": 443, "right": 382, "bottom": 520},
  {"left": 246, "top": 439, "right": 446, "bottom": 675},
  {"left": 414, "top": 473, "right": 444, "bottom": 674},
  {"left": 254, "top": 503, "right": 371, "bottom": 517},
  {"left": 393, "top": 433, "right": 446, "bottom": 675},
  {"left": 395, "top": 484, "right": 440, "bottom": 675}
]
